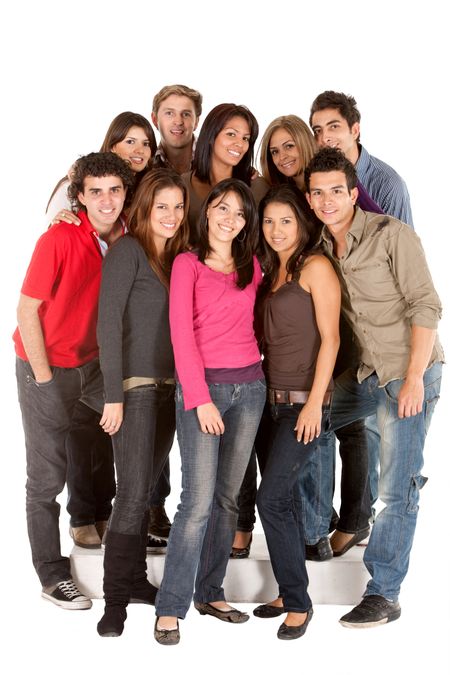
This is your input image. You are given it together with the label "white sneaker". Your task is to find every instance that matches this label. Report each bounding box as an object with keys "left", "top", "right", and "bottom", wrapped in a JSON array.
[{"left": 41, "top": 579, "right": 92, "bottom": 610}]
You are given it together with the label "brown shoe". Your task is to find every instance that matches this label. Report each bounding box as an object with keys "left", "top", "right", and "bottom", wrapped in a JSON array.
[
  {"left": 95, "top": 520, "right": 109, "bottom": 541},
  {"left": 69, "top": 525, "right": 101, "bottom": 549}
]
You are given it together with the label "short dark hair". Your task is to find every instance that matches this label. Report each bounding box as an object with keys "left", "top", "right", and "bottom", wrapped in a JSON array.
[
  {"left": 305, "top": 147, "right": 358, "bottom": 193},
  {"left": 309, "top": 91, "right": 361, "bottom": 130},
  {"left": 68, "top": 152, "right": 135, "bottom": 210},
  {"left": 192, "top": 104, "right": 259, "bottom": 185},
  {"left": 197, "top": 178, "right": 258, "bottom": 289}
]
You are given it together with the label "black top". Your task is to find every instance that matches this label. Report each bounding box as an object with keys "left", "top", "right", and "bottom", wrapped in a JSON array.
[{"left": 97, "top": 235, "right": 174, "bottom": 402}]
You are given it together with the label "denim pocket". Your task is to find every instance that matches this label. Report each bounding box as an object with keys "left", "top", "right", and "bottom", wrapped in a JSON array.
[
  {"left": 28, "top": 366, "right": 58, "bottom": 388},
  {"left": 407, "top": 473, "right": 428, "bottom": 514}
]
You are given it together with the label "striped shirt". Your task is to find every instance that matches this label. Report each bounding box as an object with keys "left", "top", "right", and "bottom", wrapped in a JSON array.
[{"left": 356, "top": 144, "right": 414, "bottom": 228}]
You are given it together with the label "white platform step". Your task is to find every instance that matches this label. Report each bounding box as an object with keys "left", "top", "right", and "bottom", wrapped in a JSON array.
[{"left": 71, "top": 533, "right": 369, "bottom": 606}]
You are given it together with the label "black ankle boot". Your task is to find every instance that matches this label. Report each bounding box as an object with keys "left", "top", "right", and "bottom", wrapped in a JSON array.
[
  {"left": 129, "top": 512, "right": 159, "bottom": 606},
  {"left": 97, "top": 530, "right": 141, "bottom": 637},
  {"left": 97, "top": 606, "right": 127, "bottom": 637}
]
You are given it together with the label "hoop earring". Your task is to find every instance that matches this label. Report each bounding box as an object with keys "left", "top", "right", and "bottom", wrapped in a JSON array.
[{"left": 236, "top": 229, "right": 246, "bottom": 242}]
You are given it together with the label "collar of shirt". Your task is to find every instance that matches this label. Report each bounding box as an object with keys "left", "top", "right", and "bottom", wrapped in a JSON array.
[
  {"left": 154, "top": 138, "right": 196, "bottom": 170},
  {"left": 78, "top": 211, "right": 127, "bottom": 258},
  {"left": 320, "top": 206, "right": 367, "bottom": 256}
]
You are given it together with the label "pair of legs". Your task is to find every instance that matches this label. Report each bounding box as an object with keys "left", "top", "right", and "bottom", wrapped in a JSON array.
[
  {"left": 257, "top": 402, "right": 327, "bottom": 630},
  {"left": 16, "top": 356, "right": 103, "bottom": 590},
  {"left": 98, "top": 383, "right": 176, "bottom": 636},
  {"left": 66, "top": 402, "right": 171, "bottom": 538},
  {"left": 155, "top": 380, "right": 266, "bottom": 628},
  {"left": 330, "top": 362, "right": 442, "bottom": 601},
  {"left": 235, "top": 316, "right": 371, "bottom": 552}
]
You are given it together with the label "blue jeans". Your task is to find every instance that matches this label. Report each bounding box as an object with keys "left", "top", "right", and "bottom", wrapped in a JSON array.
[
  {"left": 257, "top": 403, "right": 329, "bottom": 612},
  {"left": 109, "top": 384, "right": 176, "bottom": 535},
  {"left": 16, "top": 357, "right": 104, "bottom": 587},
  {"left": 156, "top": 380, "right": 266, "bottom": 618},
  {"left": 330, "top": 362, "right": 442, "bottom": 601}
]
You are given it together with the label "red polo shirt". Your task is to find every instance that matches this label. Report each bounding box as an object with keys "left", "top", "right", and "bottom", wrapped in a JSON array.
[{"left": 13, "top": 211, "right": 104, "bottom": 368}]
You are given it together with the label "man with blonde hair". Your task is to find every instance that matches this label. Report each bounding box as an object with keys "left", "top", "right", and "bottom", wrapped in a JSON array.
[{"left": 152, "top": 84, "right": 202, "bottom": 175}]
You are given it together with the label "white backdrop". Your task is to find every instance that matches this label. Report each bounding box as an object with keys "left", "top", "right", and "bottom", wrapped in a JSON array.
[{"left": 1, "top": 2, "right": 448, "bottom": 673}]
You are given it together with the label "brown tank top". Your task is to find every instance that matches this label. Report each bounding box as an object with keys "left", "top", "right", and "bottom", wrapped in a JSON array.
[{"left": 261, "top": 280, "right": 333, "bottom": 392}]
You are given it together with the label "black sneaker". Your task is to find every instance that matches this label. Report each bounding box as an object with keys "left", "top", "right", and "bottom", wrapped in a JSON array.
[
  {"left": 339, "top": 595, "right": 401, "bottom": 628},
  {"left": 146, "top": 534, "right": 168, "bottom": 554},
  {"left": 41, "top": 580, "right": 92, "bottom": 610},
  {"left": 149, "top": 504, "right": 172, "bottom": 539},
  {"left": 305, "top": 536, "right": 333, "bottom": 561}
]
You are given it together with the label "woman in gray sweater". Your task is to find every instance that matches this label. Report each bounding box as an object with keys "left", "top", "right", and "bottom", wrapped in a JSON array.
[{"left": 96, "top": 169, "right": 189, "bottom": 637}]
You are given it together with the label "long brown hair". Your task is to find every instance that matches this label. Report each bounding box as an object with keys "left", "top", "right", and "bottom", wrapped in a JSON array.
[{"left": 127, "top": 169, "right": 190, "bottom": 287}]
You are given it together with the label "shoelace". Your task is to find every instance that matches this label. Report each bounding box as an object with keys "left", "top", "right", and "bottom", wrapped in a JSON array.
[
  {"left": 57, "top": 580, "right": 81, "bottom": 599},
  {"left": 360, "top": 596, "right": 390, "bottom": 614}
]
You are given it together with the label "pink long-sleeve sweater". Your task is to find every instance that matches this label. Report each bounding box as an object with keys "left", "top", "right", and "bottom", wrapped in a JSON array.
[{"left": 169, "top": 252, "right": 262, "bottom": 410}]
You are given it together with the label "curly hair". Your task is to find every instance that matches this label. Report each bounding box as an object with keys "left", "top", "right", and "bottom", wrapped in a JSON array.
[{"left": 67, "top": 152, "right": 135, "bottom": 210}]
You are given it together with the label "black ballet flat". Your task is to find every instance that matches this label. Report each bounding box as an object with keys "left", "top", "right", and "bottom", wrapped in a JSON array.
[{"left": 194, "top": 602, "right": 249, "bottom": 623}]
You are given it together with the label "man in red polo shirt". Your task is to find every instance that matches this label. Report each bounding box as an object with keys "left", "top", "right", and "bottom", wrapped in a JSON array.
[{"left": 14, "top": 152, "right": 134, "bottom": 610}]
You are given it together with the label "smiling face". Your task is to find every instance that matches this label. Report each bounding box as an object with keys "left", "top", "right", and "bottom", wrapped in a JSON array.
[
  {"left": 262, "top": 202, "right": 301, "bottom": 259},
  {"left": 77, "top": 175, "right": 127, "bottom": 237},
  {"left": 206, "top": 190, "right": 246, "bottom": 247},
  {"left": 152, "top": 94, "right": 199, "bottom": 150},
  {"left": 269, "top": 128, "right": 302, "bottom": 178},
  {"left": 212, "top": 116, "right": 251, "bottom": 170},
  {"left": 112, "top": 125, "right": 152, "bottom": 172},
  {"left": 306, "top": 170, "right": 357, "bottom": 239},
  {"left": 149, "top": 186, "right": 185, "bottom": 252},
  {"left": 310, "top": 109, "right": 359, "bottom": 162}
]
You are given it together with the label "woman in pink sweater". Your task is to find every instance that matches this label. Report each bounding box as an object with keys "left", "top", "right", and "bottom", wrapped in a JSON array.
[{"left": 154, "top": 178, "right": 266, "bottom": 645}]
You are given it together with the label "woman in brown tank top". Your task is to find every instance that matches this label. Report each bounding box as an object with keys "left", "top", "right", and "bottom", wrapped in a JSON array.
[{"left": 253, "top": 184, "right": 341, "bottom": 640}]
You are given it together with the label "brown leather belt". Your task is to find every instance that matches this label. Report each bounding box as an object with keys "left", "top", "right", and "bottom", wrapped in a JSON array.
[{"left": 268, "top": 389, "right": 332, "bottom": 406}]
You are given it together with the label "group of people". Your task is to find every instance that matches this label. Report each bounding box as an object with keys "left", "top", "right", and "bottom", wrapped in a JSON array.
[{"left": 14, "top": 84, "right": 443, "bottom": 644}]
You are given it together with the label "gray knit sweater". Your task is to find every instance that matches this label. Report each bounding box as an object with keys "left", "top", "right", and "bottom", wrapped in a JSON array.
[{"left": 97, "top": 235, "right": 174, "bottom": 402}]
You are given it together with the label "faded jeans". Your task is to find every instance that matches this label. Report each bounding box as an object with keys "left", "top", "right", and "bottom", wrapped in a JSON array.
[
  {"left": 156, "top": 379, "right": 266, "bottom": 618},
  {"left": 16, "top": 357, "right": 104, "bottom": 587},
  {"left": 329, "top": 362, "right": 442, "bottom": 601}
]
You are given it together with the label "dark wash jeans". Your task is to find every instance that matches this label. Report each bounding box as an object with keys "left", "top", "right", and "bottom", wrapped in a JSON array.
[
  {"left": 16, "top": 357, "right": 104, "bottom": 587},
  {"left": 257, "top": 402, "right": 329, "bottom": 613},
  {"left": 66, "top": 401, "right": 115, "bottom": 527},
  {"left": 108, "top": 384, "right": 175, "bottom": 536},
  {"left": 156, "top": 380, "right": 266, "bottom": 619}
]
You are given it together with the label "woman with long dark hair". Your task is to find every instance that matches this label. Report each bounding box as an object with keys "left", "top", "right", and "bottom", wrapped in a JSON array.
[
  {"left": 182, "top": 103, "right": 269, "bottom": 239},
  {"left": 154, "top": 178, "right": 266, "bottom": 645},
  {"left": 252, "top": 184, "right": 340, "bottom": 639},
  {"left": 96, "top": 169, "right": 189, "bottom": 637}
]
